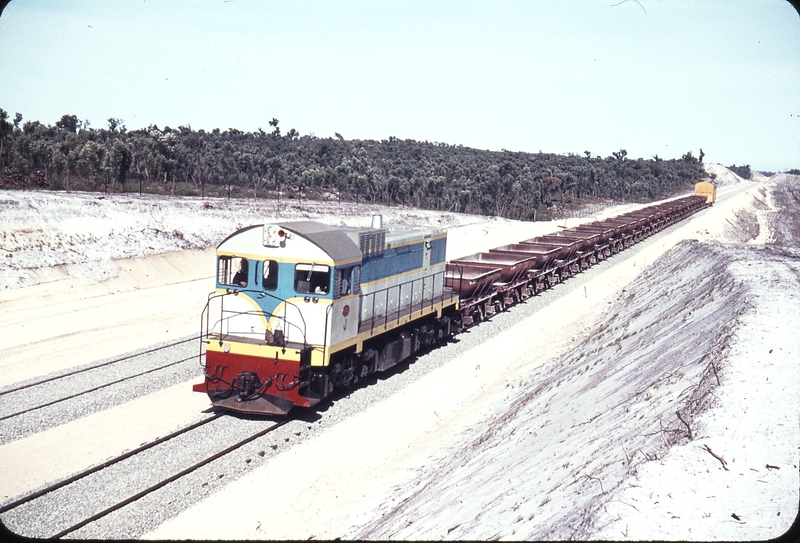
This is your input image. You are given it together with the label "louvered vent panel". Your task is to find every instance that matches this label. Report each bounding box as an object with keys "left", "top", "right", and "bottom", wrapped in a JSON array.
[{"left": 359, "top": 230, "right": 386, "bottom": 255}]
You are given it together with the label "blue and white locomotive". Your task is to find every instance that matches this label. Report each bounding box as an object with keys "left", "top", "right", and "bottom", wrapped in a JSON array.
[{"left": 193, "top": 216, "right": 460, "bottom": 415}]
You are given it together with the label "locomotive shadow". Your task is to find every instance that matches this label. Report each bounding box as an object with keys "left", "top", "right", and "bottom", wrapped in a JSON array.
[
  {"left": 206, "top": 405, "right": 324, "bottom": 424},
  {"left": 317, "top": 335, "right": 462, "bottom": 414}
]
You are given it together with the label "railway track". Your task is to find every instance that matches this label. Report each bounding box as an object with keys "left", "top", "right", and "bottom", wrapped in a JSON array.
[
  {"left": 0, "top": 336, "right": 201, "bottom": 444},
  {"left": 0, "top": 414, "right": 223, "bottom": 515},
  {"left": 0, "top": 354, "right": 196, "bottom": 423},
  {"left": 0, "top": 415, "right": 290, "bottom": 539},
  {"left": 0, "top": 335, "right": 200, "bottom": 398}
]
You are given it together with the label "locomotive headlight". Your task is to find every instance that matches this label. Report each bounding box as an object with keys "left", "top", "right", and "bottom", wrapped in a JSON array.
[
  {"left": 223, "top": 343, "right": 231, "bottom": 353},
  {"left": 342, "top": 304, "right": 350, "bottom": 317}
]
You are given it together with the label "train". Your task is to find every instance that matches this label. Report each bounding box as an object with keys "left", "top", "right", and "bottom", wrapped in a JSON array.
[{"left": 193, "top": 183, "right": 715, "bottom": 415}]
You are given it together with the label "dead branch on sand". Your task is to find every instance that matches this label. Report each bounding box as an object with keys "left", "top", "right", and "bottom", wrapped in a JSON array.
[{"left": 701, "top": 444, "right": 729, "bottom": 471}]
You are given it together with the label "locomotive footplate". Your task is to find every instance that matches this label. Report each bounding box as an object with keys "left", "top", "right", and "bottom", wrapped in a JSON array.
[{"left": 210, "top": 393, "right": 295, "bottom": 416}]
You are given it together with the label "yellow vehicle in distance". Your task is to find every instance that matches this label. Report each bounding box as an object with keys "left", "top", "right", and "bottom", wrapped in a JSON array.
[{"left": 694, "top": 181, "right": 717, "bottom": 204}]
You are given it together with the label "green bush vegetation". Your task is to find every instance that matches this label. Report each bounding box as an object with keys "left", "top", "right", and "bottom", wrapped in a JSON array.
[{"left": 726, "top": 164, "right": 752, "bottom": 180}]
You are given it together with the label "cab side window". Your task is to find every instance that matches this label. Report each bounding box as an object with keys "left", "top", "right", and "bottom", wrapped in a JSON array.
[
  {"left": 218, "top": 256, "right": 249, "bottom": 287},
  {"left": 262, "top": 260, "right": 279, "bottom": 291},
  {"left": 294, "top": 264, "right": 330, "bottom": 294},
  {"left": 334, "top": 268, "right": 350, "bottom": 297}
]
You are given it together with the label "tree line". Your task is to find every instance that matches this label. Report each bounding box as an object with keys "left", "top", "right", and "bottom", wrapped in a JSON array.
[
  {"left": 726, "top": 164, "right": 752, "bottom": 180},
  {"left": 1, "top": 108, "right": 713, "bottom": 221}
]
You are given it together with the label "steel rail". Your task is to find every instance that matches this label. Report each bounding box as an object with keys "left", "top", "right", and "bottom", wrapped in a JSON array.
[
  {"left": 0, "top": 354, "right": 196, "bottom": 422},
  {"left": 48, "top": 419, "right": 291, "bottom": 539},
  {"left": 0, "top": 413, "right": 224, "bottom": 515},
  {"left": 0, "top": 335, "right": 201, "bottom": 397}
]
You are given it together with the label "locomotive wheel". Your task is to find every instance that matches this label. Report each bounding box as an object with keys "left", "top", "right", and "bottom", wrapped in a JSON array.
[
  {"left": 330, "top": 363, "right": 345, "bottom": 387},
  {"left": 357, "top": 363, "right": 368, "bottom": 381},
  {"left": 342, "top": 368, "right": 354, "bottom": 388}
]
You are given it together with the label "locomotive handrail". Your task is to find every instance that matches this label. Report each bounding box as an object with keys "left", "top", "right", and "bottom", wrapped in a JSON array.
[
  {"left": 214, "top": 309, "right": 306, "bottom": 344},
  {"left": 359, "top": 270, "right": 452, "bottom": 335},
  {"left": 199, "top": 291, "right": 230, "bottom": 368},
  {"left": 322, "top": 304, "right": 333, "bottom": 369},
  {"left": 245, "top": 289, "right": 309, "bottom": 346},
  {"left": 199, "top": 289, "right": 309, "bottom": 351}
]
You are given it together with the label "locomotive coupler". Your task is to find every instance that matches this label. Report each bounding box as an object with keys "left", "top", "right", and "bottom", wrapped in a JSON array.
[{"left": 235, "top": 371, "right": 262, "bottom": 400}]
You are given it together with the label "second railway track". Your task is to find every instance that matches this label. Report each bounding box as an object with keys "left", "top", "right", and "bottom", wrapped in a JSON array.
[
  {"left": 0, "top": 335, "right": 200, "bottom": 398},
  {"left": 0, "top": 336, "right": 201, "bottom": 445},
  {"left": 0, "top": 414, "right": 291, "bottom": 539}
]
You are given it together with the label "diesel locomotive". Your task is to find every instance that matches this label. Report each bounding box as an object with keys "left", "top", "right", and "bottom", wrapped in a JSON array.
[{"left": 193, "top": 216, "right": 460, "bottom": 415}]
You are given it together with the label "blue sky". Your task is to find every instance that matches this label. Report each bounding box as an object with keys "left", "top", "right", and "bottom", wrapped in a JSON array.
[{"left": 1, "top": 0, "right": 798, "bottom": 171}]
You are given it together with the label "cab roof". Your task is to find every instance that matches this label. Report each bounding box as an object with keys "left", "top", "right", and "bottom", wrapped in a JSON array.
[{"left": 280, "top": 221, "right": 363, "bottom": 263}]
